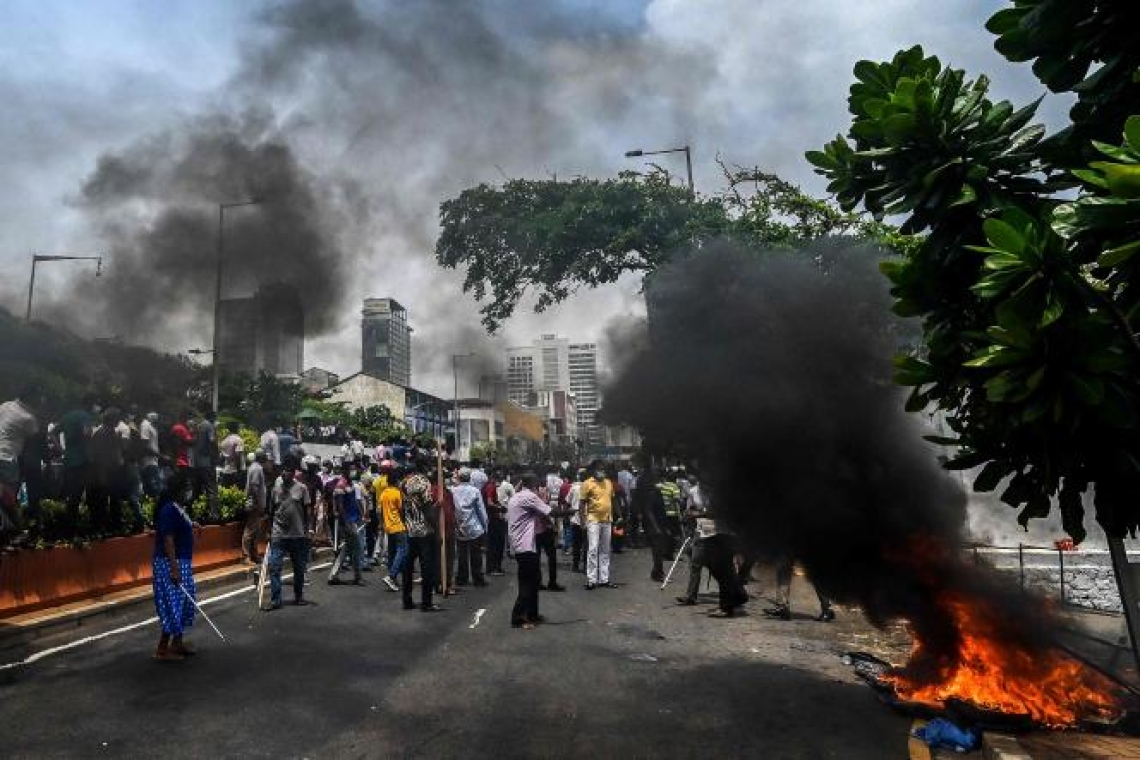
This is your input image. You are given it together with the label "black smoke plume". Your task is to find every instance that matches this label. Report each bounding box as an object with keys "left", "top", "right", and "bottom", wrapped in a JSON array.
[
  {"left": 603, "top": 239, "right": 1062, "bottom": 678},
  {"left": 44, "top": 111, "right": 352, "bottom": 346}
]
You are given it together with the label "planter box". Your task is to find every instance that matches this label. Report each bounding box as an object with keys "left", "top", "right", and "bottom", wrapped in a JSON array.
[{"left": 0, "top": 523, "right": 246, "bottom": 619}]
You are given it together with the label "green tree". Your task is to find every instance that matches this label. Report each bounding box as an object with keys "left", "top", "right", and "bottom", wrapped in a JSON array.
[
  {"left": 436, "top": 168, "right": 910, "bottom": 332},
  {"left": 218, "top": 370, "right": 306, "bottom": 428},
  {"left": 808, "top": 3, "right": 1140, "bottom": 540}
]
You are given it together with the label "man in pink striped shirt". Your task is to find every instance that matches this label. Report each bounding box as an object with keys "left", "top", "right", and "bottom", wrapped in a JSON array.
[{"left": 506, "top": 473, "right": 551, "bottom": 629}]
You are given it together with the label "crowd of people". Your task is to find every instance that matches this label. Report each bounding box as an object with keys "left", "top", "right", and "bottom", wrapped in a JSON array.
[
  {"left": 1, "top": 388, "right": 833, "bottom": 661},
  {"left": 0, "top": 387, "right": 437, "bottom": 549}
]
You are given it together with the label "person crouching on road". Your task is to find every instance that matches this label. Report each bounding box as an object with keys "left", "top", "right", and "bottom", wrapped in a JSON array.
[
  {"left": 152, "top": 469, "right": 199, "bottom": 661},
  {"left": 507, "top": 473, "right": 551, "bottom": 629},
  {"left": 328, "top": 463, "right": 366, "bottom": 586},
  {"left": 266, "top": 461, "right": 313, "bottom": 609}
]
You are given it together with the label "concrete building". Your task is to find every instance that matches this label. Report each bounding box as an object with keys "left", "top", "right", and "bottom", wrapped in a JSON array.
[
  {"left": 568, "top": 342, "right": 600, "bottom": 443},
  {"left": 450, "top": 398, "right": 547, "bottom": 462},
  {"left": 326, "top": 372, "right": 406, "bottom": 417},
  {"left": 528, "top": 389, "right": 578, "bottom": 443},
  {"left": 361, "top": 298, "right": 412, "bottom": 386},
  {"left": 300, "top": 367, "right": 339, "bottom": 393},
  {"left": 325, "top": 372, "right": 449, "bottom": 440},
  {"left": 218, "top": 283, "right": 304, "bottom": 378},
  {"left": 506, "top": 334, "right": 601, "bottom": 445}
]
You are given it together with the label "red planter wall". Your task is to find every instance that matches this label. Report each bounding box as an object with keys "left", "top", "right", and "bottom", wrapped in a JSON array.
[{"left": 0, "top": 523, "right": 246, "bottom": 619}]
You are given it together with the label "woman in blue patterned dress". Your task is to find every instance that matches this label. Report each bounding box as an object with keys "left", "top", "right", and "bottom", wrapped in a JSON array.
[{"left": 152, "top": 470, "right": 198, "bottom": 661}]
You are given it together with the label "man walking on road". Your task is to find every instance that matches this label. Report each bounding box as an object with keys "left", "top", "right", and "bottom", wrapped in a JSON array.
[
  {"left": 378, "top": 469, "right": 407, "bottom": 592},
  {"left": 266, "top": 463, "right": 313, "bottom": 609},
  {"left": 581, "top": 465, "right": 617, "bottom": 590},
  {"left": 450, "top": 468, "right": 488, "bottom": 587},
  {"left": 507, "top": 473, "right": 550, "bottom": 629},
  {"left": 243, "top": 451, "right": 268, "bottom": 564},
  {"left": 328, "top": 464, "right": 366, "bottom": 586},
  {"left": 401, "top": 466, "right": 442, "bottom": 612}
]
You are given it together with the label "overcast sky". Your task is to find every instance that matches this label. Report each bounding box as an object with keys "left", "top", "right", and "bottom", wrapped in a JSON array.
[{"left": 0, "top": 0, "right": 1067, "bottom": 398}]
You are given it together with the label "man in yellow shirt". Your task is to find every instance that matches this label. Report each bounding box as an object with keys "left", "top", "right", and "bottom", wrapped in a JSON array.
[
  {"left": 580, "top": 466, "right": 616, "bottom": 590},
  {"left": 376, "top": 470, "right": 407, "bottom": 592}
]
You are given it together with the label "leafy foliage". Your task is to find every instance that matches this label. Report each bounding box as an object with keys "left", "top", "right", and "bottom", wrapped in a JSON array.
[
  {"left": 986, "top": 0, "right": 1140, "bottom": 163},
  {"left": 299, "top": 399, "right": 409, "bottom": 442},
  {"left": 218, "top": 370, "right": 306, "bottom": 428},
  {"left": 810, "top": 10, "right": 1140, "bottom": 540},
  {"left": 0, "top": 306, "right": 202, "bottom": 419},
  {"left": 437, "top": 172, "right": 729, "bottom": 331},
  {"left": 436, "top": 168, "right": 914, "bottom": 331}
]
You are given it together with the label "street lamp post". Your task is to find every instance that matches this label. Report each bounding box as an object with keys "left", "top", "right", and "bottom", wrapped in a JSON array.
[
  {"left": 624, "top": 145, "right": 694, "bottom": 197},
  {"left": 25, "top": 253, "right": 103, "bottom": 322},
  {"left": 212, "top": 199, "right": 263, "bottom": 414},
  {"left": 452, "top": 352, "right": 475, "bottom": 456}
]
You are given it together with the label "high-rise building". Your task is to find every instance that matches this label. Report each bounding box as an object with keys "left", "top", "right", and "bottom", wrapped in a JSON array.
[
  {"left": 218, "top": 283, "right": 304, "bottom": 377},
  {"left": 506, "top": 335, "right": 601, "bottom": 444},
  {"left": 361, "top": 298, "right": 412, "bottom": 386},
  {"left": 568, "top": 342, "right": 600, "bottom": 443}
]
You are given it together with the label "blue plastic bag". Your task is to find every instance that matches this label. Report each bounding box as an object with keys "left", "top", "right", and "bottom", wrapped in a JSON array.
[{"left": 913, "top": 718, "right": 981, "bottom": 753}]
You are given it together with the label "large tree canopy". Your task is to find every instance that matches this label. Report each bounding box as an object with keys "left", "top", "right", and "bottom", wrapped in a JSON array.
[
  {"left": 436, "top": 168, "right": 907, "bottom": 332},
  {"left": 809, "top": 0, "right": 1140, "bottom": 539}
]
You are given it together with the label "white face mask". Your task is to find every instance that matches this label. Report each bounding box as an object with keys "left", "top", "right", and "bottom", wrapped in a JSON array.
[{"left": 594, "top": 472, "right": 605, "bottom": 480}]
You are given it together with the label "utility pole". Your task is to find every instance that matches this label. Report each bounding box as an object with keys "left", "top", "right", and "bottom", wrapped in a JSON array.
[
  {"left": 624, "top": 144, "right": 694, "bottom": 198},
  {"left": 26, "top": 254, "right": 103, "bottom": 322},
  {"left": 452, "top": 352, "right": 475, "bottom": 457}
]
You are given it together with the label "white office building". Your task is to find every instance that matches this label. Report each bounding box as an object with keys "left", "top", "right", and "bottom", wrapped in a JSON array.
[{"left": 506, "top": 334, "right": 601, "bottom": 444}]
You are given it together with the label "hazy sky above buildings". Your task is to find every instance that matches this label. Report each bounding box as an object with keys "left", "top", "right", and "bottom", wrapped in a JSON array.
[{"left": 0, "top": 0, "right": 1069, "bottom": 398}]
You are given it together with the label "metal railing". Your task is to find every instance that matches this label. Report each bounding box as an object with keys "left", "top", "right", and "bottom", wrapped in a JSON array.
[{"left": 967, "top": 542, "right": 1106, "bottom": 609}]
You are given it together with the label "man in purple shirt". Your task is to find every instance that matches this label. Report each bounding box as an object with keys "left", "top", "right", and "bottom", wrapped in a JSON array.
[{"left": 506, "top": 473, "right": 551, "bottom": 629}]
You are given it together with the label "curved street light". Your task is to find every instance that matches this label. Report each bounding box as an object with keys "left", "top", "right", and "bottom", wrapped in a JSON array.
[{"left": 624, "top": 145, "right": 694, "bottom": 197}]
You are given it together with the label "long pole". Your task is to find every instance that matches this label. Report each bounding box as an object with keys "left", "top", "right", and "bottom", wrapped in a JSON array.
[
  {"left": 1108, "top": 535, "right": 1140, "bottom": 671},
  {"left": 25, "top": 254, "right": 103, "bottom": 322},
  {"left": 212, "top": 205, "right": 224, "bottom": 414},
  {"left": 683, "top": 145, "right": 694, "bottom": 198},
  {"left": 25, "top": 257, "right": 38, "bottom": 322},
  {"left": 453, "top": 355, "right": 461, "bottom": 456},
  {"left": 437, "top": 440, "right": 448, "bottom": 596}
]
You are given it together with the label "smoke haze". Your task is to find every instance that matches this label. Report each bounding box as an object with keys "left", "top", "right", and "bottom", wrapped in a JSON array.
[
  {"left": 3, "top": 0, "right": 1060, "bottom": 395},
  {"left": 602, "top": 240, "right": 1063, "bottom": 668}
]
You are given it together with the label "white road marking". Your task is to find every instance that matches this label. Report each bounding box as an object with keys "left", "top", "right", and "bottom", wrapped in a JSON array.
[
  {"left": 0, "top": 561, "right": 332, "bottom": 671},
  {"left": 470, "top": 608, "right": 487, "bottom": 629}
]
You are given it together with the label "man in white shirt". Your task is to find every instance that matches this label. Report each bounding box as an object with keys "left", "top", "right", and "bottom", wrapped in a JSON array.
[
  {"left": 139, "top": 412, "right": 162, "bottom": 496},
  {"left": 219, "top": 423, "right": 245, "bottom": 488},
  {"left": 0, "top": 395, "right": 39, "bottom": 538},
  {"left": 260, "top": 427, "right": 281, "bottom": 467}
]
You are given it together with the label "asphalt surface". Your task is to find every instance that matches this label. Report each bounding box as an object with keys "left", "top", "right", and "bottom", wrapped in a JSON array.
[{"left": 2, "top": 545, "right": 911, "bottom": 759}]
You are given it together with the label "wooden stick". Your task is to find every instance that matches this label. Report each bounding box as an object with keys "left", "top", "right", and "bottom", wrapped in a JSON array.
[{"left": 437, "top": 439, "right": 448, "bottom": 596}]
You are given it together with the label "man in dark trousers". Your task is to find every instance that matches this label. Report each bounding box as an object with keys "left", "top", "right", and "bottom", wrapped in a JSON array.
[
  {"left": 507, "top": 473, "right": 551, "bottom": 629},
  {"left": 266, "top": 462, "right": 313, "bottom": 609},
  {"left": 483, "top": 468, "right": 508, "bottom": 576},
  {"left": 400, "top": 465, "right": 442, "bottom": 612}
]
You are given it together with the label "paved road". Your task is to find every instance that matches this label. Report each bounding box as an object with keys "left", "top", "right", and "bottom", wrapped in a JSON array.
[{"left": 2, "top": 546, "right": 910, "bottom": 759}]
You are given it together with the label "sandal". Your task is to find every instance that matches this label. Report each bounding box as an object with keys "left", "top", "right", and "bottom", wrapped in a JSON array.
[{"left": 153, "top": 648, "right": 185, "bottom": 662}]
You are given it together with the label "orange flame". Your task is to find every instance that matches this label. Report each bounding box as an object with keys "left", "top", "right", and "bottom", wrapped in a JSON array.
[{"left": 886, "top": 593, "right": 1123, "bottom": 727}]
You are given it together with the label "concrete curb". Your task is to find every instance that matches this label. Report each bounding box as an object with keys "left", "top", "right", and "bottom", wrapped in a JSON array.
[{"left": 0, "top": 547, "right": 335, "bottom": 654}]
